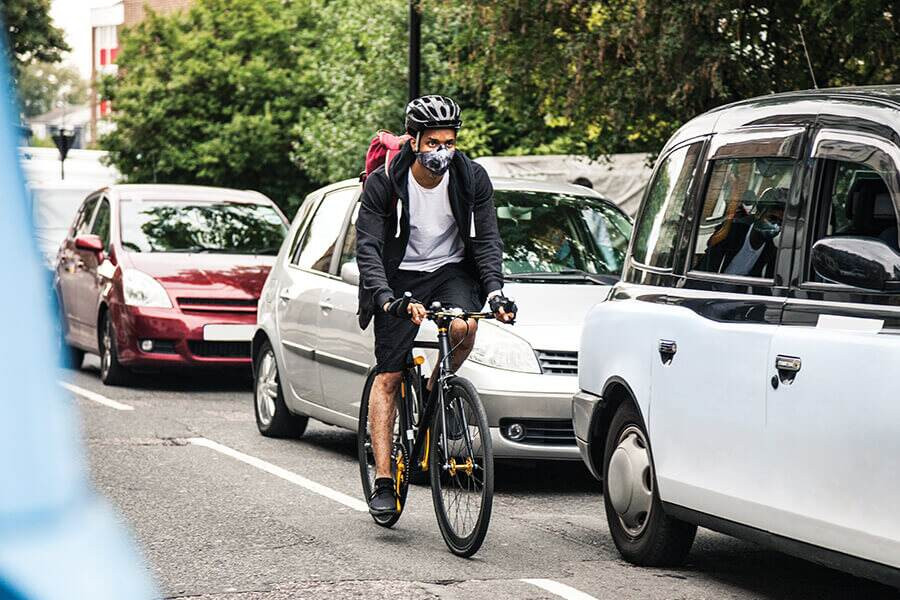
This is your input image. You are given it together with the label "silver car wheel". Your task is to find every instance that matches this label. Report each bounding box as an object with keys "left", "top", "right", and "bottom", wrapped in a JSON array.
[
  {"left": 607, "top": 424, "right": 653, "bottom": 537},
  {"left": 255, "top": 350, "right": 279, "bottom": 427}
]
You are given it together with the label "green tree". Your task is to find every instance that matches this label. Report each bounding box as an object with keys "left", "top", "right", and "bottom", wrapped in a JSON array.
[
  {"left": 100, "top": 0, "right": 320, "bottom": 214},
  {"left": 2, "top": 0, "right": 70, "bottom": 77},
  {"left": 18, "top": 61, "right": 87, "bottom": 117},
  {"left": 440, "top": 0, "right": 900, "bottom": 158}
]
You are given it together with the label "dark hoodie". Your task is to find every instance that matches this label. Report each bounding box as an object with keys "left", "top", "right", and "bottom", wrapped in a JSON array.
[{"left": 355, "top": 141, "right": 504, "bottom": 329}]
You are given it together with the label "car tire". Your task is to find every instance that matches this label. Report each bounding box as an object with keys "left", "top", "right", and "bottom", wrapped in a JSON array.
[
  {"left": 253, "top": 340, "right": 308, "bottom": 438},
  {"left": 99, "top": 312, "right": 131, "bottom": 386},
  {"left": 603, "top": 401, "right": 696, "bottom": 566}
]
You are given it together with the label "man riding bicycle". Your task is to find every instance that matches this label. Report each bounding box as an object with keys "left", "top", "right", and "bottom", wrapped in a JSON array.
[{"left": 356, "top": 95, "right": 516, "bottom": 516}]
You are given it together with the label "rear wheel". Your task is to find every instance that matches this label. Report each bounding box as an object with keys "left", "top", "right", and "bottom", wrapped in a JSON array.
[
  {"left": 603, "top": 401, "right": 696, "bottom": 566},
  {"left": 99, "top": 312, "right": 130, "bottom": 386},
  {"left": 358, "top": 370, "right": 410, "bottom": 528},
  {"left": 429, "top": 376, "right": 494, "bottom": 557},
  {"left": 253, "top": 340, "right": 308, "bottom": 438}
]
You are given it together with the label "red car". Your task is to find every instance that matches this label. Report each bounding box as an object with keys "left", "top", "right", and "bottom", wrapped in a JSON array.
[{"left": 54, "top": 184, "right": 288, "bottom": 385}]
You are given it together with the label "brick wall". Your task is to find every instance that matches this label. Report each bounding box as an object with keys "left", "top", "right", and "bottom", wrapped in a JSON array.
[{"left": 123, "top": 0, "right": 194, "bottom": 27}]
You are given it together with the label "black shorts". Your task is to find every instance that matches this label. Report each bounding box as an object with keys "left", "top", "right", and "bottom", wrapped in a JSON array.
[{"left": 373, "top": 262, "right": 481, "bottom": 373}]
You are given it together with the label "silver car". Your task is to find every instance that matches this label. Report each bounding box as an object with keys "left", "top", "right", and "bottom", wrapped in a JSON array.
[{"left": 252, "top": 178, "right": 632, "bottom": 459}]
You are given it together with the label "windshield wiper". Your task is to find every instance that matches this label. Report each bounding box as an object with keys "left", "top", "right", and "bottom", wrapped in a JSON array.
[
  {"left": 505, "top": 270, "right": 618, "bottom": 285},
  {"left": 558, "top": 269, "right": 620, "bottom": 285}
]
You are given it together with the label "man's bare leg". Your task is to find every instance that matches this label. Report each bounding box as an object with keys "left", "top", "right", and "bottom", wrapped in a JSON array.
[
  {"left": 370, "top": 371, "right": 401, "bottom": 479},
  {"left": 426, "top": 318, "right": 478, "bottom": 392}
]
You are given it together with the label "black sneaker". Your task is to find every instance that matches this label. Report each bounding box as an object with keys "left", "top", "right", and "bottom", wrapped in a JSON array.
[{"left": 368, "top": 477, "right": 397, "bottom": 517}]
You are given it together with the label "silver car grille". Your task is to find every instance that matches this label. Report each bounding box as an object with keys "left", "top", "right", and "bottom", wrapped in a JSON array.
[{"left": 536, "top": 350, "right": 578, "bottom": 375}]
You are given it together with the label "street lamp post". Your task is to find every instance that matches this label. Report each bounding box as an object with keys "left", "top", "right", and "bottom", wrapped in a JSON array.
[
  {"left": 51, "top": 128, "right": 76, "bottom": 180},
  {"left": 409, "top": 0, "right": 421, "bottom": 102}
]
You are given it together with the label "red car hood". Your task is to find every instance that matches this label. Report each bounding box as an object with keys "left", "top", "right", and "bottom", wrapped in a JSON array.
[{"left": 121, "top": 252, "right": 275, "bottom": 298}]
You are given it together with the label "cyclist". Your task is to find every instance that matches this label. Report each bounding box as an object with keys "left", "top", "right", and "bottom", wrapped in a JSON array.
[{"left": 356, "top": 95, "right": 516, "bottom": 516}]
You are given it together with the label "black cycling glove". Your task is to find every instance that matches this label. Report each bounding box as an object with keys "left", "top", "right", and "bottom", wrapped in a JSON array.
[
  {"left": 489, "top": 293, "right": 518, "bottom": 322},
  {"left": 385, "top": 292, "right": 421, "bottom": 319}
]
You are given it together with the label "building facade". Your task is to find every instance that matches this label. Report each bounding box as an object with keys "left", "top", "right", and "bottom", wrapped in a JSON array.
[{"left": 89, "top": 0, "right": 194, "bottom": 141}]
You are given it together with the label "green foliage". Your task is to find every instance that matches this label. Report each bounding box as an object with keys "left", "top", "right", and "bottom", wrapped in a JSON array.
[
  {"left": 2, "top": 0, "right": 70, "bottom": 77},
  {"left": 18, "top": 61, "right": 87, "bottom": 117},
  {"left": 100, "top": 0, "right": 320, "bottom": 215},
  {"left": 442, "top": 0, "right": 900, "bottom": 158}
]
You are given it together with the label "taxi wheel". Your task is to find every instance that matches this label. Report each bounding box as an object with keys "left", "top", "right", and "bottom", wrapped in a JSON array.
[
  {"left": 99, "top": 312, "right": 131, "bottom": 386},
  {"left": 254, "top": 340, "right": 308, "bottom": 438},
  {"left": 603, "top": 401, "right": 696, "bottom": 566}
]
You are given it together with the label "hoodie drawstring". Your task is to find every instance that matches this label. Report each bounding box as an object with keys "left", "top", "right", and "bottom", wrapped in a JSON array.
[{"left": 395, "top": 199, "right": 402, "bottom": 238}]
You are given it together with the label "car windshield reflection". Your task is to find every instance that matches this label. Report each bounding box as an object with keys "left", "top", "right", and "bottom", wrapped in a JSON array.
[
  {"left": 494, "top": 190, "right": 632, "bottom": 278},
  {"left": 120, "top": 199, "right": 287, "bottom": 254}
]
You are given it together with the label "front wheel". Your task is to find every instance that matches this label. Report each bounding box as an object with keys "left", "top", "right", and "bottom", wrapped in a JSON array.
[
  {"left": 253, "top": 341, "right": 308, "bottom": 438},
  {"left": 429, "top": 376, "right": 494, "bottom": 557},
  {"left": 99, "top": 312, "right": 130, "bottom": 386},
  {"left": 358, "top": 370, "right": 410, "bottom": 528},
  {"left": 603, "top": 401, "right": 696, "bottom": 566}
]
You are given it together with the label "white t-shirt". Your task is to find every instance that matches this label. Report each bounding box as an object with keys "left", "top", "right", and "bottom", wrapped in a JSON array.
[{"left": 399, "top": 170, "right": 465, "bottom": 272}]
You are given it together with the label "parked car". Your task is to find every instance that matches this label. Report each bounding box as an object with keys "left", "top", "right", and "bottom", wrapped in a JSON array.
[
  {"left": 252, "top": 178, "right": 632, "bottom": 459},
  {"left": 55, "top": 184, "right": 288, "bottom": 385},
  {"left": 573, "top": 87, "right": 900, "bottom": 586}
]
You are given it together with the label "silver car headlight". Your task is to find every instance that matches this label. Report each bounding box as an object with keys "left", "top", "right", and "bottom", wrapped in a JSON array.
[
  {"left": 468, "top": 321, "right": 541, "bottom": 374},
  {"left": 122, "top": 269, "right": 172, "bottom": 308}
]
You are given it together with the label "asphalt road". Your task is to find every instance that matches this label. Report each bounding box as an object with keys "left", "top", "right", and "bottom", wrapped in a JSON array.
[{"left": 64, "top": 357, "right": 898, "bottom": 599}]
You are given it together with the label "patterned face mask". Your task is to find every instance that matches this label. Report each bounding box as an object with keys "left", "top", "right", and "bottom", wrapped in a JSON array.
[{"left": 417, "top": 145, "right": 454, "bottom": 176}]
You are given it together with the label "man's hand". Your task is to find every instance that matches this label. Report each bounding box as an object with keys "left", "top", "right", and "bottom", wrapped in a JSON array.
[
  {"left": 489, "top": 293, "right": 517, "bottom": 324},
  {"left": 384, "top": 294, "right": 426, "bottom": 324}
]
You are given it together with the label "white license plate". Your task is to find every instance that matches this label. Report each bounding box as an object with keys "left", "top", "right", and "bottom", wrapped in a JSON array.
[{"left": 202, "top": 324, "right": 255, "bottom": 342}]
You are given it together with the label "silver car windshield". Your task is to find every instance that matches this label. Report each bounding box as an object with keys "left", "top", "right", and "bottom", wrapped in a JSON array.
[
  {"left": 494, "top": 190, "right": 632, "bottom": 277},
  {"left": 120, "top": 199, "right": 287, "bottom": 254}
]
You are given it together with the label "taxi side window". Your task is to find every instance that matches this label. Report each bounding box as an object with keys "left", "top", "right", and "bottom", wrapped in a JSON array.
[
  {"left": 631, "top": 142, "right": 702, "bottom": 269},
  {"left": 813, "top": 160, "right": 898, "bottom": 250},
  {"left": 690, "top": 157, "right": 795, "bottom": 279}
]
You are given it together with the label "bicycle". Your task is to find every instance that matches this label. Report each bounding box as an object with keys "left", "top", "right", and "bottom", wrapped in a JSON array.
[{"left": 357, "top": 297, "right": 496, "bottom": 557}]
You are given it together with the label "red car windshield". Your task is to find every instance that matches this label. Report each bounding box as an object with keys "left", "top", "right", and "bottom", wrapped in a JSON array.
[{"left": 119, "top": 199, "right": 287, "bottom": 254}]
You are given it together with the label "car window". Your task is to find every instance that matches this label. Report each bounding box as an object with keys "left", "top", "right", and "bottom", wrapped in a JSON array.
[
  {"left": 119, "top": 199, "right": 286, "bottom": 254},
  {"left": 294, "top": 187, "right": 356, "bottom": 272},
  {"left": 91, "top": 198, "right": 111, "bottom": 250},
  {"left": 288, "top": 194, "right": 319, "bottom": 261},
  {"left": 631, "top": 142, "right": 702, "bottom": 269},
  {"left": 494, "top": 190, "right": 632, "bottom": 275},
  {"left": 690, "top": 157, "right": 795, "bottom": 279},
  {"left": 338, "top": 202, "right": 361, "bottom": 270},
  {"left": 806, "top": 133, "right": 900, "bottom": 284},
  {"left": 72, "top": 195, "right": 99, "bottom": 236}
]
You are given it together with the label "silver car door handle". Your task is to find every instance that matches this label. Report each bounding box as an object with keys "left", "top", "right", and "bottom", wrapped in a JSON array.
[
  {"left": 773, "top": 354, "right": 801, "bottom": 387},
  {"left": 659, "top": 339, "right": 677, "bottom": 365},
  {"left": 319, "top": 300, "right": 334, "bottom": 311},
  {"left": 278, "top": 289, "right": 292, "bottom": 302}
]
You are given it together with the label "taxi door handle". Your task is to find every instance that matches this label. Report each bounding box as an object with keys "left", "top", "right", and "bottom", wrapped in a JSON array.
[
  {"left": 772, "top": 355, "right": 801, "bottom": 388},
  {"left": 319, "top": 300, "right": 334, "bottom": 312},
  {"left": 659, "top": 339, "right": 677, "bottom": 365}
]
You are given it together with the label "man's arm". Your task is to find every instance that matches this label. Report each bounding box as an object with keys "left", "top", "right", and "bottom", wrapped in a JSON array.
[
  {"left": 469, "top": 163, "right": 504, "bottom": 296},
  {"left": 356, "top": 174, "right": 395, "bottom": 312}
]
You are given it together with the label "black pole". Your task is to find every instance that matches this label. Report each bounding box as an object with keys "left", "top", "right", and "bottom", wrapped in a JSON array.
[{"left": 409, "top": 0, "right": 421, "bottom": 102}]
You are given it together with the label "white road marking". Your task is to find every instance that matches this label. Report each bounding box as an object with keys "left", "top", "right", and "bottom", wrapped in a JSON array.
[
  {"left": 521, "top": 579, "right": 599, "bottom": 600},
  {"left": 187, "top": 437, "right": 368, "bottom": 512},
  {"left": 60, "top": 382, "right": 135, "bottom": 411}
]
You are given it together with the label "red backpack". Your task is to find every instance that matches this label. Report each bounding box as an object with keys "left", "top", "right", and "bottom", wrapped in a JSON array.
[{"left": 360, "top": 130, "right": 412, "bottom": 183}]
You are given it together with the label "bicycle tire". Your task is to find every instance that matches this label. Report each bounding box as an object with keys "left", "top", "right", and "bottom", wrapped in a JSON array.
[
  {"left": 357, "top": 369, "right": 410, "bottom": 528},
  {"left": 429, "top": 376, "right": 494, "bottom": 557}
]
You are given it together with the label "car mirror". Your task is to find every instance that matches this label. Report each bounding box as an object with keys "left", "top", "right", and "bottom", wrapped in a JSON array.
[
  {"left": 811, "top": 236, "right": 900, "bottom": 292},
  {"left": 340, "top": 260, "right": 360, "bottom": 286},
  {"left": 75, "top": 234, "right": 104, "bottom": 256}
]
